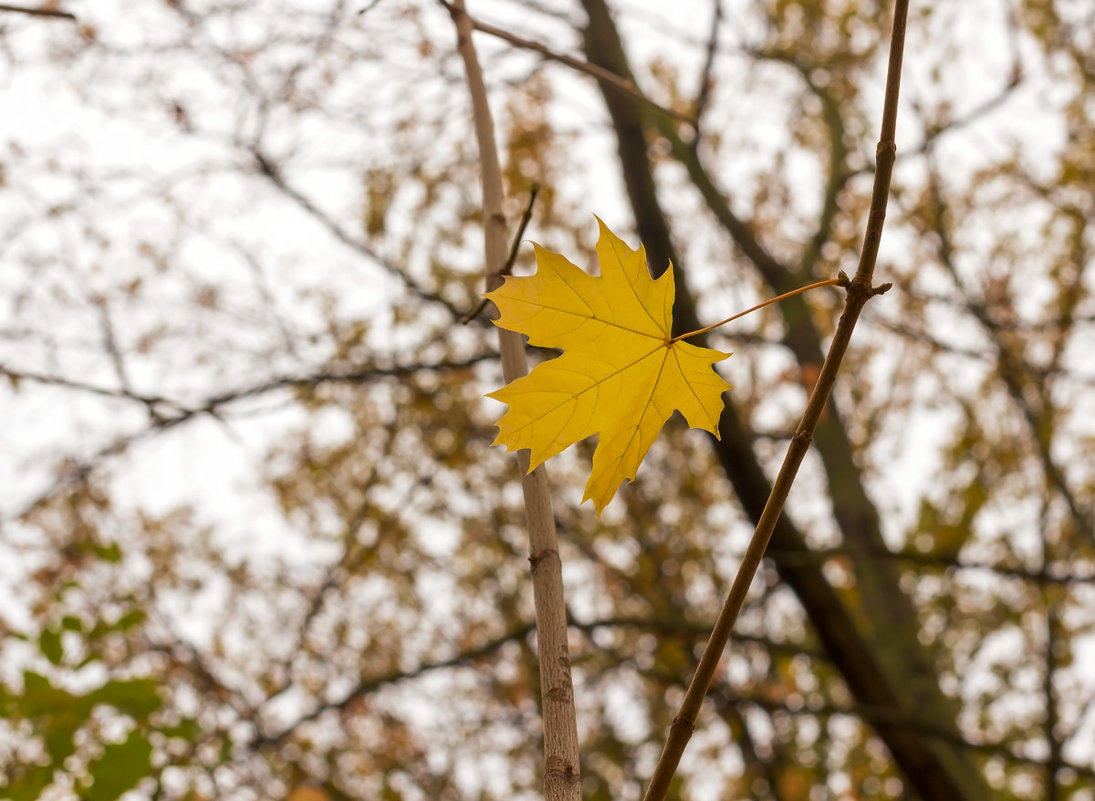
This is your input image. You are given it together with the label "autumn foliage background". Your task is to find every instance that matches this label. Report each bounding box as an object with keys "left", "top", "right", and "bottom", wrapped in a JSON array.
[{"left": 1, "top": 1, "right": 1095, "bottom": 800}]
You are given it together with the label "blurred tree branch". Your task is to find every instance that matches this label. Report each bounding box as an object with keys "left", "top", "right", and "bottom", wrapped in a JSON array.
[
  {"left": 250, "top": 149, "right": 466, "bottom": 319},
  {"left": 0, "top": 3, "right": 75, "bottom": 20},
  {"left": 5, "top": 354, "right": 494, "bottom": 520},
  {"left": 925, "top": 164, "right": 1095, "bottom": 552}
]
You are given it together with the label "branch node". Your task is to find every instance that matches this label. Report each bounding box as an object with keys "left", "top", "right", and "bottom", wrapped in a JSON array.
[
  {"left": 545, "top": 684, "right": 573, "bottom": 702},
  {"left": 670, "top": 714, "right": 696, "bottom": 735},
  {"left": 528, "top": 547, "right": 560, "bottom": 571},
  {"left": 875, "top": 140, "right": 897, "bottom": 158},
  {"left": 545, "top": 758, "right": 582, "bottom": 784},
  {"left": 462, "top": 183, "right": 541, "bottom": 324}
]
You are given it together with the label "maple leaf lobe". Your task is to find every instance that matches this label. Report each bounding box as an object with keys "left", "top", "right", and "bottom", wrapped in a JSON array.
[{"left": 486, "top": 219, "right": 730, "bottom": 513}]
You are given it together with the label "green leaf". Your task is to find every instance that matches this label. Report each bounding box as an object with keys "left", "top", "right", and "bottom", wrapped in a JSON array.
[
  {"left": 87, "top": 677, "right": 163, "bottom": 720},
  {"left": 81, "top": 730, "right": 153, "bottom": 801},
  {"left": 89, "top": 608, "right": 146, "bottom": 640},
  {"left": 20, "top": 671, "right": 79, "bottom": 716},
  {"left": 77, "top": 648, "right": 105, "bottom": 668},
  {"left": 114, "top": 608, "right": 147, "bottom": 632},
  {"left": 158, "top": 716, "right": 202, "bottom": 741},
  {"left": 88, "top": 541, "right": 123, "bottom": 563},
  {"left": 44, "top": 716, "right": 79, "bottom": 763},
  {"left": 40, "top": 628, "right": 64, "bottom": 666},
  {"left": 2, "top": 764, "right": 56, "bottom": 801}
]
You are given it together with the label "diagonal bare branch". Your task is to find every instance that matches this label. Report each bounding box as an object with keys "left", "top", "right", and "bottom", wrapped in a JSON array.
[
  {"left": 641, "top": 2, "right": 909, "bottom": 798},
  {"left": 250, "top": 149, "right": 464, "bottom": 318},
  {"left": 445, "top": 2, "right": 695, "bottom": 126}
]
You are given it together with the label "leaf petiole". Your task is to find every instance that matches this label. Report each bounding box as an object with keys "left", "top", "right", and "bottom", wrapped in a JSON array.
[{"left": 670, "top": 277, "right": 843, "bottom": 343}]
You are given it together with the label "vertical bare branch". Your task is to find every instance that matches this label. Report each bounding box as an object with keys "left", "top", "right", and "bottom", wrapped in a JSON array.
[
  {"left": 445, "top": 3, "right": 580, "bottom": 799},
  {"left": 691, "top": 0, "right": 723, "bottom": 139},
  {"left": 925, "top": 166, "right": 1095, "bottom": 551},
  {"left": 641, "top": 3, "right": 909, "bottom": 800},
  {"left": 1043, "top": 530, "right": 1062, "bottom": 801}
]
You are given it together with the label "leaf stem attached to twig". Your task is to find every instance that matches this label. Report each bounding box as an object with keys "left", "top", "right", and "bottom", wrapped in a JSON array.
[{"left": 671, "top": 276, "right": 842, "bottom": 343}]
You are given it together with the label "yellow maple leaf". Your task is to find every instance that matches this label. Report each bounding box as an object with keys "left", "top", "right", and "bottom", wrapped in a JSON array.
[{"left": 486, "top": 219, "right": 731, "bottom": 513}]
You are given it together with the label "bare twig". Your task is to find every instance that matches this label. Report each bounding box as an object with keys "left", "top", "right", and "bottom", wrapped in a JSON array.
[
  {"left": 743, "top": 45, "right": 853, "bottom": 279},
  {"left": 250, "top": 149, "right": 464, "bottom": 318},
  {"left": 446, "top": 3, "right": 694, "bottom": 126},
  {"left": 925, "top": 165, "right": 1095, "bottom": 551},
  {"left": 691, "top": 0, "right": 723, "bottom": 139},
  {"left": 707, "top": 688, "right": 1095, "bottom": 783},
  {"left": 446, "top": 3, "right": 580, "bottom": 800},
  {"left": 6, "top": 354, "right": 493, "bottom": 521},
  {"left": 640, "top": 3, "right": 909, "bottom": 800},
  {"left": 462, "top": 182, "right": 540, "bottom": 323},
  {"left": 2, "top": 355, "right": 493, "bottom": 415},
  {"left": 251, "top": 622, "right": 539, "bottom": 750},
  {"left": 0, "top": 3, "right": 75, "bottom": 20}
]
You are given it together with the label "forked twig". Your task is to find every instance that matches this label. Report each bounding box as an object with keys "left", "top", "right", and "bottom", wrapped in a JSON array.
[
  {"left": 641, "top": 3, "right": 909, "bottom": 800},
  {"left": 441, "top": 1, "right": 694, "bottom": 126},
  {"left": 462, "top": 182, "right": 541, "bottom": 324}
]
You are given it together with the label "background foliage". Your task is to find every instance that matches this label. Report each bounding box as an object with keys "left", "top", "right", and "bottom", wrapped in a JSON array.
[{"left": 1, "top": 1, "right": 1094, "bottom": 799}]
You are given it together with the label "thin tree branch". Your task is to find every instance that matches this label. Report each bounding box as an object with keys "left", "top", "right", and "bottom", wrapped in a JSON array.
[
  {"left": 691, "top": 0, "right": 723, "bottom": 140},
  {"left": 745, "top": 45, "right": 853, "bottom": 279},
  {"left": 709, "top": 688, "right": 1095, "bottom": 784},
  {"left": 0, "top": 364, "right": 170, "bottom": 407},
  {"left": 0, "top": 3, "right": 75, "bottom": 20},
  {"left": 90, "top": 293, "right": 138, "bottom": 402},
  {"left": 657, "top": 116, "right": 794, "bottom": 288},
  {"left": 446, "top": 3, "right": 579, "bottom": 799},
  {"left": 250, "top": 623, "right": 539, "bottom": 750},
  {"left": 197, "top": 354, "right": 496, "bottom": 408},
  {"left": 462, "top": 182, "right": 540, "bottom": 323},
  {"left": 446, "top": 3, "right": 695, "bottom": 126},
  {"left": 2, "top": 355, "right": 493, "bottom": 416},
  {"left": 251, "top": 612, "right": 814, "bottom": 751},
  {"left": 1042, "top": 517, "right": 1063, "bottom": 800},
  {"left": 765, "top": 542, "right": 1095, "bottom": 585},
  {"left": 6, "top": 355, "right": 493, "bottom": 521},
  {"left": 925, "top": 165, "right": 1095, "bottom": 551},
  {"left": 250, "top": 148, "right": 464, "bottom": 318},
  {"left": 261, "top": 493, "right": 384, "bottom": 706},
  {"left": 687, "top": 0, "right": 722, "bottom": 141},
  {"left": 641, "top": 3, "right": 908, "bottom": 799}
]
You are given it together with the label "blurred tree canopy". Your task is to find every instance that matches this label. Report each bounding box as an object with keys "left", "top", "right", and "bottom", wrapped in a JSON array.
[{"left": 1, "top": 1, "right": 1094, "bottom": 799}]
